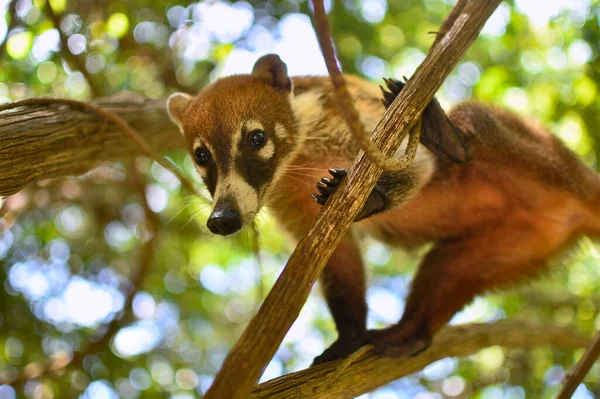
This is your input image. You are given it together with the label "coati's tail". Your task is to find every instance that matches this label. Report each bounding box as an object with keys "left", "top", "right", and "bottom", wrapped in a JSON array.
[{"left": 380, "top": 78, "right": 472, "bottom": 164}]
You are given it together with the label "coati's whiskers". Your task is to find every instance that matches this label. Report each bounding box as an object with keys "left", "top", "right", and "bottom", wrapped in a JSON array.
[
  {"left": 284, "top": 171, "right": 321, "bottom": 180},
  {"left": 277, "top": 173, "right": 312, "bottom": 189},
  {"left": 181, "top": 209, "right": 206, "bottom": 229},
  {"left": 166, "top": 202, "right": 199, "bottom": 225},
  {"left": 283, "top": 166, "right": 328, "bottom": 172},
  {"left": 289, "top": 116, "right": 323, "bottom": 127}
]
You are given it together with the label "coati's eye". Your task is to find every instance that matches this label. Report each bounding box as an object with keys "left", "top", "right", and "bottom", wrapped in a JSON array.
[
  {"left": 249, "top": 130, "right": 265, "bottom": 148},
  {"left": 195, "top": 147, "right": 209, "bottom": 165}
]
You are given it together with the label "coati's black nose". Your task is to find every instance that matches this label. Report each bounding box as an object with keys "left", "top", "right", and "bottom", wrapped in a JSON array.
[{"left": 207, "top": 205, "right": 242, "bottom": 236}]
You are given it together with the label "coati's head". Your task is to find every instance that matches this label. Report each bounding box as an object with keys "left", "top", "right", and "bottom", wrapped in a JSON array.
[{"left": 167, "top": 54, "right": 300, "bottom": 236}]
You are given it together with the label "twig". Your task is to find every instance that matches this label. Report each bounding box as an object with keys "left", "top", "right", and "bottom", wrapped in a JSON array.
[
  {"left": 251, "top": 321, "right": 590, "bottom": 399},
  {"left": 203, "top": 1, "right": 501, "bottom": 398},
  {"left": 44, "top": 1, "right": 103, "bottom": 97},
  {"left": 311, "top": 0, "right": 420, "bottom": 171},
  {"left": 0, "top": 98, "right": 199, "bottom": 197},
  {"left": 0, "top": 0, "right": 18, "bottom": 60},
  {"left": 556, "top": 328, "right": 600, "bottom": 399}
]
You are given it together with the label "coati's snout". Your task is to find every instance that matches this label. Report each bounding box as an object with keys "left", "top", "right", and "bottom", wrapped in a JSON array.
[{"left": 207, "top": 201, "right": 242, "bottom": 235}]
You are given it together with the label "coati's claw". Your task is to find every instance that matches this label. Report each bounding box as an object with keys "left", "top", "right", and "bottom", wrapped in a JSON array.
[
  {"left": 310, "top": 193, "right": 328, "bottom": 206},
  {"left": 380, "top": 78, "right": 406, "bottom": 109},
  {"left": 312, "top": 168, "right": 348, "bottom": 206},
  {"left": 383, "top": 77, "right": 405, "bottom": 94},
  {"left": 328, "top": 168, "right": 347, "bottom": 178}
]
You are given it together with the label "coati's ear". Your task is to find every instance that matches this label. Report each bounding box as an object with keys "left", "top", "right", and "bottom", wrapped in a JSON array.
[
  {"left": 252, "top": 54, "right": 292, "bottom": 93},
  {"left": 167, "top": 92, "right": 192, "bottom": 130}
]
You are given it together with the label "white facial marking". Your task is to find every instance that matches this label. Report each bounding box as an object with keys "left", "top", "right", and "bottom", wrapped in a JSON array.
[
  {"left": 246, "top": 120, "right": 264, "bottom": 133},
  {"left": 274, "top": 122, "right": 287, "bottom": 139},
  {"left": 257, "top": 141, "right": 275, "bottom": 160},
  {"left": 194, "top": 164, "right": 207, "bottom": 179},
  {"left": 214, "top": 171, "right": 259, "bottom": 224}
]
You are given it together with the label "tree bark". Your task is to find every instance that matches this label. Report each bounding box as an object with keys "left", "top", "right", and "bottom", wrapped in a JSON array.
[
  {"left": 0, "top": 93, "right": 182, "bottom": 197},
  {"left": 250, "top": 321, "right": 590, "bottom": 399},
  {"left": 204, "top": 1, "right": 503, "bottom": 398}
]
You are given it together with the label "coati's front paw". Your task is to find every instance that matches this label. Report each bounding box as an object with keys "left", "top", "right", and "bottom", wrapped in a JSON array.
[
  {"left": 311, "top": 333, "right": 370, "bottom": 366},
  {"left": 380, "top": 77, "right": 406, "bottom": 108},
  {"left": 311, "top": 168, "right": 347, "bottom": 206},
  {"left": 368, "top": 323, "right": 432, "bottom": 358},
  {"left": 311, "top": 168, "right": 386, "bottom": 221}
]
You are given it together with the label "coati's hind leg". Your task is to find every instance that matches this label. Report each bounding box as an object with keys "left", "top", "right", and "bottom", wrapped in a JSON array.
[
  {"left": 313, "top": 235, "right": 370, "bottom": 365},
  {"left": 370, "top": 223, "right": 559, "bottom": 358},
  {"left": 381, "top": 78, "right": 472, "bottom": 163}
]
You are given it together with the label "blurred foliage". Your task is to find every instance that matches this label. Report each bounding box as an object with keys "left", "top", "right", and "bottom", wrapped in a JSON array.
[{"left": 2, "top": 0, "right": 600, "bottom": 398}]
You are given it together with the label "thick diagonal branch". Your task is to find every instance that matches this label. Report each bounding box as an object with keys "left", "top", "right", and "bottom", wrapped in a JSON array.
[{"left": 204, "top": 1, "right": 502, "bottom": 398}]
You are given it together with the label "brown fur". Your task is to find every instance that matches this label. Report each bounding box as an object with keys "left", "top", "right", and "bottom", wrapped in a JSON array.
[{"left": 169, "top": 54, "right": 600, "bottom": 364}]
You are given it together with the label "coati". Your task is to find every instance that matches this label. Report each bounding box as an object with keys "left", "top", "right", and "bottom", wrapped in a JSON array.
[{"left": 166, "top": 54, "right": 600, "bottom": 365}]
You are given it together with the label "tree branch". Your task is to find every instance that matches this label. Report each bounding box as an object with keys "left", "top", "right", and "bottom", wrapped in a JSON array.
[
  {"left": 250, "top": 321, "right": 590, "bottom": 399},
  {"left": 204, "top": 1, "right": 502, "bottom": 398},
  {"left": 431, "top": 0, "right": 469, "bottom": 48},
  {"left": 556, "top": 328, "right": 600, "bottom": 399},
  {"left": 0, "top": 93, "right": 184, "bottom": 197}
]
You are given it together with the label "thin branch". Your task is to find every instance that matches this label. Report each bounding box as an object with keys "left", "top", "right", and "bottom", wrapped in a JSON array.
[
  {"left": 44, "top": 1, "right": 103, "bottom": 97},
  {"left": 311, "top": 0, "right": 420, "bottom": 171},
  {"left": 204, "top": 1, "right": 502, "bottom": 398},
  {"left": 0, "top": 97, "right": 198, "bottom": 197},
  {"left": 556, "top": 328, "right": 600, "bottom": 399},
  {"left": 251, "top": 321, "right": 590, "bottom": 399},
  {"left": 0, "top": 0, "right": 18, "bottom": 60}
]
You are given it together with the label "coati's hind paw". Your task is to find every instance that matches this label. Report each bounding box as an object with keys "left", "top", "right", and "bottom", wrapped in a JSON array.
[
  {"left": 310, "top": 168, "right": 347, "bottom": 206},
  {"left": 380, "top": 76, "right": 472, "bottom": 163},
  {"left": 311, "top": 333, "right": 370, "bottom": 366},
  {"left": 368, "top": 323, "right": 432, "bottom": 358}
]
